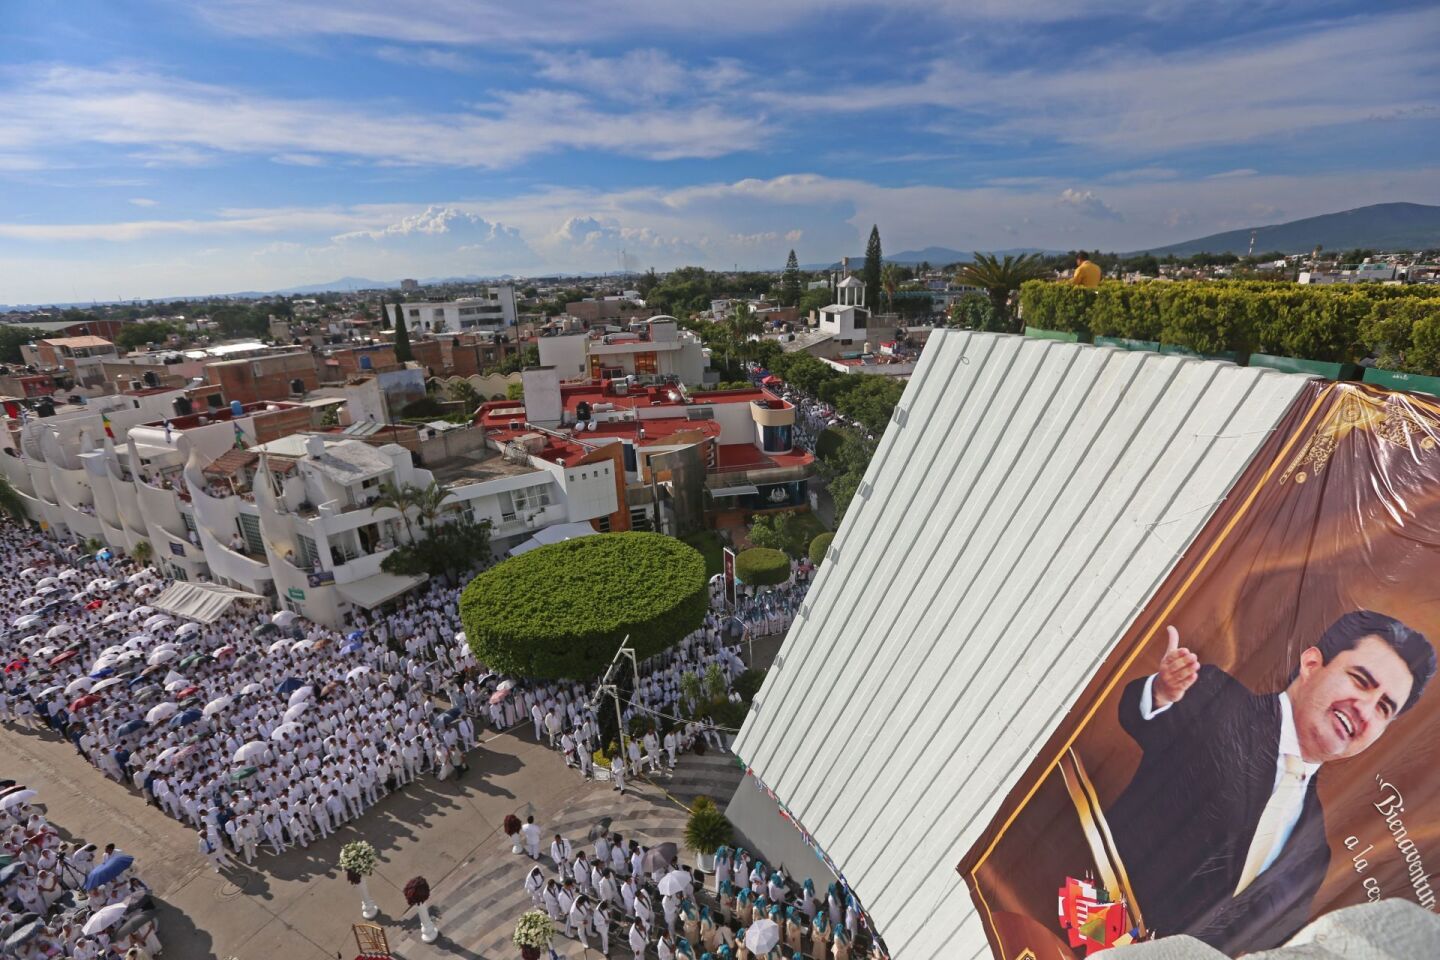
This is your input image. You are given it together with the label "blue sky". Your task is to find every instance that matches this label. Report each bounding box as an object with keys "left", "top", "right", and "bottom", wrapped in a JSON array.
[{"left": 1, "top": 0, "right": 1437, "bottom": 304}]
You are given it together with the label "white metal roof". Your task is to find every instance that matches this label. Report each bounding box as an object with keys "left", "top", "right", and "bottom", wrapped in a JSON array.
[{"left": 732, "top": 330, "right": 1313, "bottom": 959}]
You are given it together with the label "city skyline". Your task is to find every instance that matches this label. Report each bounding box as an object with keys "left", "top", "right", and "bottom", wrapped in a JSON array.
[{"left": 2, "top": 0, "right": 1437, "bottom": 304}]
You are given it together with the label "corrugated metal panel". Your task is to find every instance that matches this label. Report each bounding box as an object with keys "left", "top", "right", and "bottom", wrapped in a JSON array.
[{"left": 733, "top": 331, "right": 1313, "bottom": 959}]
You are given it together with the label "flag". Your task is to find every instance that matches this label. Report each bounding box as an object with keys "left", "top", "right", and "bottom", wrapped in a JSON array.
[
  {"left": 101, "top": 413, "right": 114, "bottom": 439},
  {"left": 163, "top": 419, "right": 173, "bottom": 443},
  {"left": 233, "top": 423, "right": 245, "bottom": 449}
]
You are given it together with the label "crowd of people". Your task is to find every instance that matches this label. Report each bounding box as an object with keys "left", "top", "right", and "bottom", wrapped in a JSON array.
[
  {"left": 0, "top": 786, "right": 161, "bottom": 960},
  {"left": 522, "top": 817, "right": 876, "bottom": 960}
]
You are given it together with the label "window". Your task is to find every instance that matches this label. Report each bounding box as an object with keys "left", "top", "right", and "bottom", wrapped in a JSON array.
[
  {"left": 238, "top": 513, "right": 264, "bottom": 555},
  {"left": 596, "top": 515, "right": 612, "bottom": 533},
  {"left": 685, "top": 408, "right": 714, "bottom": 421},
  {"left": 181, "top": 511, "right": 197, "bottom": 533},
  {"left": 761, "top": 424, "right": 793, "bottom": 453},
  {"left": 296, "top": 533, "right": 320, "bottom": 569},
  {"left": 408, "top": 309, "right": 420, "bottom": 319},
  {"left": 502, "top": 484, "right": 552, "bottom": 522},
  {"left": 634, "top": 351, "right": 658, "bottom": 375}
]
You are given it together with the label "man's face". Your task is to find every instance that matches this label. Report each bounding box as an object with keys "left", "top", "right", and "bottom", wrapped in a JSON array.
[{"left": 1290, "top": 634, "right": 1414, "bottom": 762}]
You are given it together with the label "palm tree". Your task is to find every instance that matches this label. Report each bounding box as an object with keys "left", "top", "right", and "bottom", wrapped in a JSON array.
[
  {"left": 411, "top": 481, "right": 452, "bottom": 535},
  {"left": 955, "top": 252, "right": 1050, "bottom": 333},
  {"left": 881, "top": 262, "right": 900, "bottom": 315},
  {"left": 0, "top": 475, "right": 26, "bottom": 523},
  {"left": 729, "top": 302, "right": 763, "bottom": 366},
  {"left": 371, "top": 480, "right": 420, "bottom": 541},
  {"left": 133, "top": 540, "right": 154, "bottom": 565}
]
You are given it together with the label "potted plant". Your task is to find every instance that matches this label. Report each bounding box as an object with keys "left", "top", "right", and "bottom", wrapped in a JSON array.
[
  {"left": 684, "top": 800, "right": 733, "bottom": 873},
  {"left": 405, "top": 875, "right": 438, "bottom": 943},
  {"left": 513, "top": 909, "right": 556, "bottom": 960},
  {"left": 338, "top": 840, "right": 380, "bottom": 919}
]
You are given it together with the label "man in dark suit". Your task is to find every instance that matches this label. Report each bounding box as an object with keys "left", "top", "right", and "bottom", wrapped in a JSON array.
[{"left": 1106, "top": 611, "right": 1436, "bottom": 955}]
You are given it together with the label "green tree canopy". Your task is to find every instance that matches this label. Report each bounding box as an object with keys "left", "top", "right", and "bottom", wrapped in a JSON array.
[
  {"left": 809, "top": 532, "right": 834, "bottom": 567},
  {"left": 0, "top": 326, "right": 42, "bottom": 365},
  {"left": 863, "top": 225, "right": 883, "bottom": 312},
  {"left": 734, "top": 547, "right": 790, "bottom": 587},
  {"left": 393, "top": 308, "right": 414, "bottom": 362},
  {"left": 956, "top": 252, "right": 1050, "bottom": 332},
  {"left": 781, "top": 250, "right": 802, "bottom": 307},
  {"left": 459, "top": 532, "right": 708, "bottom": 678}
]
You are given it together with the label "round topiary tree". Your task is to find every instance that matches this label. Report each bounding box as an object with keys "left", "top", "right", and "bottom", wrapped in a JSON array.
[
  {"left": 808, "top": 532, "right": 834, "bottom": 567},
  {"left": 459, "top": 532, "right": 707, "bottom": 679},
  {"left": 735, "top": 547, "right": 790, "bottom": 588}
]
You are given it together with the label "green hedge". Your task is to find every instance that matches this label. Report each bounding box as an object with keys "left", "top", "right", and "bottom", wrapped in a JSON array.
[
  {"left": 734, "top": 547, "right": 790, "bottom": 587},
  {"left": 458, "top": 532, "right": 707, "bottom": 679},
  {"left": 814, "top": 427, "right": 846, "bottom": 461},
  {"left": 808, "top": 532, "right": 834, "bottom": 566},
  {"left": 1018, "top": 279, "right": 1440, "bottom": 370}
]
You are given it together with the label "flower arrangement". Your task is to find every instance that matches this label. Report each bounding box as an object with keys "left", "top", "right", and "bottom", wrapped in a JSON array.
[
  {"left": 404, "top": 876, "right": 431, "bottom": 906},
  {"left": 339, "top": 840, "right": 378, "bottom": 882},
  {"left": 512, "top": 909, "right": 556, "bottom": 949}
]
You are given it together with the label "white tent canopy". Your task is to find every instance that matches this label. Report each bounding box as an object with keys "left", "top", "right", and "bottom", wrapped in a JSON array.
[
  {"left": 151, "top": 582, "right": 265, "bottom": 624},
  {"left": 335, "top": 571, "right": 426, "bottom": 610},
  {"left": 507, "top": 521, "right": 598, "bottom": 558}
]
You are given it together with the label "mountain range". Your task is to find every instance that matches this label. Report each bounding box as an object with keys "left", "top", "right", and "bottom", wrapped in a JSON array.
[{"left": 1131, "top": 202, "right": 1440, "bottom": 257}]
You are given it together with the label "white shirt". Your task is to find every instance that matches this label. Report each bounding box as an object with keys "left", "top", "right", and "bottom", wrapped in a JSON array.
[{"left": 1140, "top": 675, "right": 1321, "bottom": 874}]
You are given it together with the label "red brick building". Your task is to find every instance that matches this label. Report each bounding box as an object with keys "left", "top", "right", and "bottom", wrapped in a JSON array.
[{"left": 204, "top": 351, "right": 318, "bottom": 405}]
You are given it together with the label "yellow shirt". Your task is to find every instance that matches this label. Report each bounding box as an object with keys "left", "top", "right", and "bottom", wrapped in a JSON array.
[{"left": 1071, "top": 260, "right": 1101, "bottom": 289}]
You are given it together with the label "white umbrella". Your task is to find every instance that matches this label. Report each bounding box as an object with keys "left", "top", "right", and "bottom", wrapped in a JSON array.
[
  {"left": 657, "top": 871, "right": 694, "bottom": 896},
  {"left": 163, "top": 677, "right": 190, "bottom": 693},
  {"left": 134, "top": 583, "right": 159, "bottom": 598},
  {"left": 744, "top": 919, "right": 782, "bottom": 955},
  {"left": 86, "top": 578, "right": 108, "bottom": 592},
  {"left": 123, "top": 636, "right": 150, "bottom": 650},
  {"left": 125, "top": 570, "right": 153, "bottom": 584},
  {"left": 233, "top": 741, "right": 269, "bottom": 763},
  {"left": 19, "top": 634, "right": 42, "bottom": 646},
  {"left": 267, "top": 639, "right": 289, "bottom": 655},
  {"left": 90, "top": 655, "right": 117, "bottom": 673},
  {"left": 147, "top": 648, "right": 178, "bottom": 666},
  {"left": 203, "top": 695, "right": 233, "bottom": 717},
  {"left": 64, "top": 676, "right": 94, "bottom": 696},
  {"left": 35, "top": 576, "right": 59, "bottom": 588},
  {"left": 32, "top": 645, "right": 57, "bottom": 659},
  {"left": 12, "top": 613, "right": 42, "bottom": 628},
  {"left": 345, "top": 665, "right": 371, "bottom": 681},
  {"left": 143, "top": 614, "right": 172, "bottom": 631},
  {"left": 128, "top": 606, "right": 154, "bottom": 621},
  {"left": 454, "top": 630, "right": 466, "bottom": 643},
  {"left": 18, "top": 596, "right": 43, "bottom": 608},
  {"left": 270, "top": 721, "right": 302, "bottom": 741},
  {"left": 163, "top": 670, "right": 186, "bottom": 685},
  {"left": 155, "top": 746, "right": 181, "bottom": 763},
  {"left": 58, "top": 569, "right": 79, "bottom": 580},
  {"left": 240, "top": 682, "right": 263, "bottom": 695},
  {"left": 20, "top": 566, "right": 39, "bottom": 578},
  {"left": 272, "top": 610, "right": 297, "bottom": 627},
  {"left": 70, "top": 591, "right": 88, "bottom": 603},
  {"left": 102, "top": 611, "right": 127, "bottom": 624},
  {"left": 282, "top": 701, "right": 309, "bottom": 723},
  {"left": 496, "top": 679, "right": 514, "bottom": 693},
  {"left": 291, "top": 639, "right": 313, "bottom": 653},
  {"left": 94, "top": 579, "right": 117, "bottom": 592},
  {"left": 44, "top": 623, "right": 70, "bottom": 638},
  {"left": 82, "top": 902, "right": 128, "bottom": 935},
  {"left": 0, "top": 789, "right": 37, "bottom": 811},
  {"left": 146, "top": 702, "right": 179, "bottom": 723},
  {"left": 175, "top": 622, "right": 201, "bottom": 637},
  {"left": 90, "top": 677, "right": 125, "bottom": 693},
  {"left": 116, "top": 650, "right": 144, "bottom": 663},
  {"left": 287, "top": 686, "right": 313, "bottom": 706}
]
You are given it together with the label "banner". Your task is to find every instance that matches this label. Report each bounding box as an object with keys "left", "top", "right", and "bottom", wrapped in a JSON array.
[{"left": 961, "top": 382, "right": 1440, "bottom": 957}]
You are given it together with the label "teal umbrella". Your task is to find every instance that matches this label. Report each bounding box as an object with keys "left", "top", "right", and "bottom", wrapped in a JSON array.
[{"left": 230, "top": 766, "right": 258, "bottom": 781}]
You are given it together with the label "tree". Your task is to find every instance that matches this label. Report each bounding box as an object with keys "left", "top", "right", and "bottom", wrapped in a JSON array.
[
  {"left": 411, "top": 481, "right": 451, "bottom": 534},
  {"left": 459, "top": 532, "right": 708, "bottom": 678},
  {"left": 446, "top": 379, "right": 481, "bottom": 411},
  {"left": 393, "top": 306, "right": 413, "bottom": 362},
  {"left": 729, "top": 301, "right": 763, "bottom": 365},
  {"left": 132, "top": 540, "right": 154, "bottom": 564},
  {"left": 863, "top": 225, "right": 883, "bottom": 312},
  {"left": 747, "top": 510, "right": 818, "bottom": 558},
  {"left": 382, "top": 516, "right": 492, "bottom": 582},
  {"left": 0, "top": 326, "right": 41, "bottom": 365},
  {"left": 781, "top": 250, "right": 802, "bottom": 307},
  {"left": 947, "top": 292, "right": 1002, "bottom": 331},
  {"left": 0, "top": 474, "right": 26, "bottom": 522},
  {"left": 734, "top": 547, "right": 790, "bottom": 588},
  {"left": 371, "top": 480, "right": 420, "bottom": 541},
  {"left": 955, "top": 252, "right": 1050, "bottom": 333},
  {"left": 808, "top": 532, "right": 834, "bottom": 566},
  {"left": 881, "top": 262, "right": 900, "bottom": 315}
]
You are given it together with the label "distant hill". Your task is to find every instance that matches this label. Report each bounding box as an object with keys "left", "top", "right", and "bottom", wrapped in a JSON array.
[{"left": 1135, "top": 202, "right": 1440, "bottom": 257}]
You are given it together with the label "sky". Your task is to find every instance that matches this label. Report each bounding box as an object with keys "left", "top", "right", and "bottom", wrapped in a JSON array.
[{"left": 1, "top": 0, "right": 1438, "bottom": 304}]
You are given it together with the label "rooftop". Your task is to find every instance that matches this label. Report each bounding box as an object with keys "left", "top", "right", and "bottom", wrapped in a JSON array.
[
  {"left": 41, "top": 335, "right": 115, "bottom": 349},
  {"left": 426, "top": 447, "right": 543, "bottom": 486}
]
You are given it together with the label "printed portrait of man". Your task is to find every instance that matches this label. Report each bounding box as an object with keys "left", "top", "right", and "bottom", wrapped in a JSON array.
[{"left": 1106, "top": 610, "right": 1437, "bottom": 954}]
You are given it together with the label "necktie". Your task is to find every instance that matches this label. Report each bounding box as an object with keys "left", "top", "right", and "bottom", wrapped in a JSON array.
[{"left": 1235, "top": 753, "right": 1307, "bottom": 895}]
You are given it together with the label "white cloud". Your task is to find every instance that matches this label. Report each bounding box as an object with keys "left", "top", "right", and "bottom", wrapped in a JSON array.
[
  {"left": 0, "top": 65, "right": 769, "bottom": 172},
  {"left": 374, "top": 45, "right": 472, "bottom": 72},
  {"left": 272, "top": 153, "right": 328, "bottom": 167},
  {"left": 128, "top": 197, "right": 158, "bottom": 207},
  {"left": 1206, "top": 168, "right": 1259, "bottom": 180},
  {"left": 1058, "top": 188, "right": 1123, "bottom": 222}
]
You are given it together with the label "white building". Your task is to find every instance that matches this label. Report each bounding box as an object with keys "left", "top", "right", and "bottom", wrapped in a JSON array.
[
  {"left": 816, "top": 274, "right": 871, "bottom": 345},
  {"left": 0, "top": 394, "right": 619, "bottom": 627},
  {"left": 536, "top": 316, "right": 707, "bottom": 386},
  {"left": 388, "top": 287, "right": 518, "bottom": 333}
]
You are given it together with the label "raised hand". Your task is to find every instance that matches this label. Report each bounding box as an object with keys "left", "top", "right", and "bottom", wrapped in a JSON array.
[{"left": 1153, "top": 625, "right": 1199, "bottom": 708}]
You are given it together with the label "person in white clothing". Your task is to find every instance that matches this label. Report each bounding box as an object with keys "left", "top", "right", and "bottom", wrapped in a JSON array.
[
  {"left": 197, "top": 830, "right": 234, "bottom": 872},
  {"left": 521, "top": 815, "right": 542, "bottom": 860}
]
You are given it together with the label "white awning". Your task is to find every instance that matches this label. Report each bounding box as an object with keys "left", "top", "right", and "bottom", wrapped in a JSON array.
[
  {"left": 335, "top": 571, "right": 427, "bottom": 609},
  {"left": 152, "top": 581, "right": 266, "bottom": 624},
  {"left": 508, "top": 521, "right": 599, "bottom": 557},
  {"left": 709, "top": 484, "right": 760, "bottom": 498}
]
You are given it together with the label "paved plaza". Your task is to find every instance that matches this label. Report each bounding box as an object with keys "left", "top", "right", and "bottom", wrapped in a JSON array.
[{"left": 3, "top": 715, "right": 744, "bottom": 959}]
